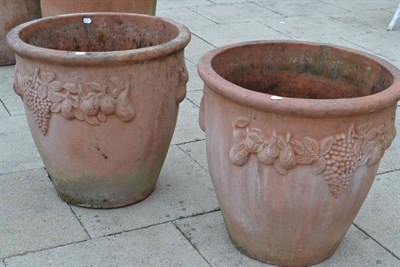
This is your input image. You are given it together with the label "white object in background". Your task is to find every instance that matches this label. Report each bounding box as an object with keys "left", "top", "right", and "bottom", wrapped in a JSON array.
[{"left": 388, "top": 3, "right": 400, "bottom": 30}]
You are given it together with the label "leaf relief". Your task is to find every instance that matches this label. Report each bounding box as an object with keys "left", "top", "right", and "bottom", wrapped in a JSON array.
[{"left": 233, "top": 116, "right": 250, "bottom": 128}]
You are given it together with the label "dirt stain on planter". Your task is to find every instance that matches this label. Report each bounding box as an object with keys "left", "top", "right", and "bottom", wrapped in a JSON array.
[
  {"left": 95, "top": 144, "right": 109, "bottom": 160},
  {"left": 96, "top": 28, "right": 109, "bottom": 44},
  {"left": 58, "top": 192, "right": 82, "bottom": 206}
]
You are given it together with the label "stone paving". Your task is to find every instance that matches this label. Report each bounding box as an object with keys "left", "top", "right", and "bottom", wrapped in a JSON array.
[{"left": 1, "top": 0, "right": 399, "bottom": 266}]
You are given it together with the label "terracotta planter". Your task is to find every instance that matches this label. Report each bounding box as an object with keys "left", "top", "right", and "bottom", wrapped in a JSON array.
[
  {"left": 40, "top": 0, "right": 156, "bottom": 17},
  {"left": 198, "top": 41, "right": 400, "bottom": 266},
  {"left": 7, "top": 13, "right": 190, "bottom": 208},
  {"left": 0, "top": 0, "right": 41, "bottom": 65}
]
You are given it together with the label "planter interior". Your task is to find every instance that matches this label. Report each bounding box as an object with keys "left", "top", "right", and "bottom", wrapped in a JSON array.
[
  {"left": 199, "top": 41, "right": 399, "bottom": 267},
  {"left": 20, "top": 14, "right": 176, "bottom": 52},
  {"left": 8, "top": 13, "right": 190, "bottom": 208},
  {"left": 211, "top": 43, "right": 394, "bottom": 100}
]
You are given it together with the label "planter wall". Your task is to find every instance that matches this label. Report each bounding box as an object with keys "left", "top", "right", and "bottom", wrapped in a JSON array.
[
  {"left": 198, "top": 41, "right": 400, "bottom": 266},
  {"left": 40, "top": 0, "right": 156, "bottom": 17},
  {"left": 0, "top": 0, "right": 41, "bottom": 65},
  {"left": 7, "top": 13, "right": 190, "bottom": 208}
]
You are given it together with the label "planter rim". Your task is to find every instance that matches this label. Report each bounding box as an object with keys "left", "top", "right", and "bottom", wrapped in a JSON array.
[
  {"left": 7, "top": 12, "right": 191, "bottom": 65},
  {"left": 198, "top": 40, "right": 400, "bottom": 117}
]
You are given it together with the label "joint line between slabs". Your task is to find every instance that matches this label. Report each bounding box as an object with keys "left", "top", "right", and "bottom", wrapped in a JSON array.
[
  {"left": 377, "top": 168, "right": 400, "bottom": 176},
  {"left": 249, "top": 0, "right": 287, "bottom": 18},
  {"left": 191, "top": 32, "right": 217, "bottom": 49},
  {"left": 340, "top": 37, "right": 389, "bottom": 59},
  {"left": 68, "top": 203, "right": 92, "bottom": 240},
  {"left": 2, "top": 209, "right": 221, "bottom": 262},
  {"left": 0, "top": 99, "right": 11, "bottom": 116},
  {"left": 2, "top": 239, "right": 88, "bottom": 262},
  {"left": 0, "top": 167, "right": 46, "bottom": 178},
  {"left": 99, "top": 208, "right": 221, "bottom": 239},
  {"left": 187, "top": 7, "right": 221, "bottom": 26},
  {"left": 352, "top": 223, "right": 400, "bottom": 260},
  {"left": 173, "top": 138, "right": 206, "bottom": 146},
  {"left": 173, "top": 222, "right": 213, "bottom": 267},
  {"left": 185, "top": 97, "right": 200, "bottom": 108},
  {"left": 261, "top": 23, "right": 297, "bottom": 40},
  {"left": 320, "top": 0, "right": 351, "bottom": 12},
  {"left": 177, "top": 144, "right": 208, "bottom": 172},
  {"left": 185, "top": 57, "right": 196, "bottom": 65},
  {"left": 328, "top": 15, "right": 383, "bottom": 32}
]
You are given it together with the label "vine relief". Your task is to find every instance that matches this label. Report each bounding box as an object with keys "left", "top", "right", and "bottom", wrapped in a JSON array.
[
  {"left": 229, "top": 116, "right": 396, "bottom": 197},
  {"left": 15, "top": 68, "right": 135, "bottom": 135}
]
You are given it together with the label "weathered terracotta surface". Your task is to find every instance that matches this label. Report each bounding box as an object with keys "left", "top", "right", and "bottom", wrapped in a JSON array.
[
  {"left": 0, "top": 0, "right": 41, "bottom": 65},
  {"left": 198, "top": 41, "right": 400, "bottom": 266},
  {"left": 40, "top": 0, "right": 156, "bottom": 17},
  {"left": 7, "top": 13, "right": 190, "bottom": 208}
]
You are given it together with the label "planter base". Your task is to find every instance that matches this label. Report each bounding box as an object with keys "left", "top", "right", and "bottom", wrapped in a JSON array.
[
  {"left": 229, "top": 232, "right": 341, "bottom": 267},
  {"left": 55, "top": 185, "right": 155, "bottom": 209}
]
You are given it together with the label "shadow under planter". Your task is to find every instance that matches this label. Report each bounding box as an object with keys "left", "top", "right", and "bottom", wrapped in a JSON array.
[
  {"left": 7, "top": 13, "right": 191, "bottom": 208},
  {"left": 197, "top": 41, "right": 400, "bottom": 266}
]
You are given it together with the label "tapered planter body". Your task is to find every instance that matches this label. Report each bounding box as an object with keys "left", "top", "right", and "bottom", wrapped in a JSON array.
[
  {"left": 7, "top": 13, "right": 190, "bottom": 208},
  {"left": 40, "top": 0, "right": 156, "bottom": 16},
  {"left": 198, "top": 41, "right": 400, "bottom": 266},
  {"left": 0, "top": 0, "right": 41, "bottom": 65}
]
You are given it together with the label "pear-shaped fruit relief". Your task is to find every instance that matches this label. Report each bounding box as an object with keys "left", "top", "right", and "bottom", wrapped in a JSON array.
[
  {"left": 229, "top": 116, "right": 396, "bottom": 198},
  {"left": 15, "top": 68, "right": 136, "bottom": 134},
  {"left": 115, "top": 88, "right": 135, "bottom": 122}
]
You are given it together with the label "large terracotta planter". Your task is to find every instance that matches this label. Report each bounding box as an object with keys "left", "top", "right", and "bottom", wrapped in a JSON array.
[
  {"left": 7, "top": 13, "right": 190, "bottom": 208},
  {"left": 0, "top": 0, "right": 41, "bottom": 65},
  {"left": 198, "top": 41, "right": 400, "bottom": 266},
  {"left": 40, "top": 0, "right": 156, "bottom": 17}
]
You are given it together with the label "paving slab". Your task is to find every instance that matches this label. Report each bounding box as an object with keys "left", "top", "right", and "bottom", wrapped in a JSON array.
[
  {"left": 156, "top": 0, "right": 213, "bottom": 10},
  {"left": 189, "top": 2, "right": 284, "bottom": 24},
  {"left": 263, "top": 13, "right": 370, "bottom": 45},
  {"left": 0, "top": 102, "right": 8, "bottom": 117},
  {"left": 321, "top": 10, "right": 399, "bottom": 62},
  {"left": 355, "top": 170, "right": 400, "bottom": 256},
  {"left": 378, "top": 108, "right": 400, "bottom": 174},
  {"left": 184, "top": 34, "right": 216, "bottom": 65},
  {"left": 157, "top": 6, "right": 217, "bottom": 32},
  {"left": 0, "top": 168, "right": 88, "bottom": 259},
  {"left": 70, "top": 146, "right": 217, "bottom": 238},
  {"left": 186, "top": 89, "right": 203, "bottom": 108},
  {"left": 322, "top": 0, "right": 398, "bottom": 12},
  {"left": 210, "top": 0, "right": 248, "bottom": 3},
  {"left": 0, "top": 260, "right": 4, "bottom": 267},
  {"left": 330, "top": 9, "right": 395, "bottom": 31},
  {"left": 0, "top": 115, "right": 43, "bottom": 174},
  {"left": 4, "top": 223, "right": 209, "bottom": 267},
  {"left": 172, "top": 98, "right": 204, "bottom": 145},
  {"left": 341, "top": 28, "right": 400, "bottom": 63},
  {"left": 252, "top": 0, "right": 346, "bottom": 17},
  {"left": 179, "top": 139, "right": 208, "bottom": 171},
  {"left": 186, "top": 59, "right": 204, "bottom": 92},
  {"left": 175, "top": 211, "right": 400, "bottom": 267},
  {"left": 0, "top": 65, "right": 25, "bottom": 116},
  {"left": 193, "top": 20, "right": 291, "bottom": 47}
]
